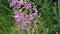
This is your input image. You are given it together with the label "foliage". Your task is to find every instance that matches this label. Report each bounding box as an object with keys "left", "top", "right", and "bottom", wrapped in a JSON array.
[{"left": 0, "top": 0, "right": 58, "bottom": 34}]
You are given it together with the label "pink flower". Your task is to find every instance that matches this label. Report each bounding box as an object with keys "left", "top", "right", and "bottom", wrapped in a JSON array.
[
  {"left": 14, "top": 11, "right": 24, "bottom": 22},
  {"left": 10, "top": 0, "right": 38, "bottom": 32},
  {"left": 22, "top": 22, "right": 26, "bottom": 29},
  {"left": 25, "top": 14, "right": 33, "bottom": 21},
  {"left": 16, "top": 1, "right": 22, "bottom": 8},
  {"left": 33, "top": 6, "right": 38, "bottom": 17},
  {"left": 20, "top": 0, "right": 23, "bottom": 4},
  {"left": 14, "top": 15, "right": 20, "bottom": 22},
  {"left": 18, "top": 12, "right": 24, "bottom": 17},
  {"left": 34, "top": 8, "right": 38, "bottom": 17},
  {"left": 26, "top": 2, "right": 32, "bottom": 9},
  {"left": 10, "top": 0, "right": 23, "bottom": 7},
  {"left": 10, "top": 0, "right": 18, "bottom": 7}
]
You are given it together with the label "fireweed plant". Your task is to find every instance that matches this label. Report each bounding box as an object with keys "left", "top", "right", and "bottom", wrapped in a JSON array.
[{"left": 10, "top": 0, "right": 38, "bottom": 34}]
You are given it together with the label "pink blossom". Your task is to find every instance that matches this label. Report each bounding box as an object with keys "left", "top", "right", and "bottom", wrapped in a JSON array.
[
  {"left": 25, "top": 14, "right": 33, "bottom": 21},
  {"left": 26, "top": 2, "right": 32, "bottom": 9},
  {"left": 10, "top": 0, "right": 23, "bottom": 7},
  {"left": 33, "top": 7, "right": 38, "bottom": 17},
  {"left": 10, "top": 0, "right": 18, "bottom": 7},
  {"left": 14, "top": 12, "right": 24, "bottom": 22},
  {"left": 20, "top": 0, "right": 23, "bottom": 4},
  {"left": 10, "top": 0, "right": 38, "bottom": 32},
  {"left": 22, "top": 22, "right": 26, "bottom": 29},
  {"left": 14, "top": 15, "right": 21, "bottom": 22}
]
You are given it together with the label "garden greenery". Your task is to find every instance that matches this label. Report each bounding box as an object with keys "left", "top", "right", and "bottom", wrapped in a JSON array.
[{"left": 0, "top": 0, "right": 58, "bottom": 34}]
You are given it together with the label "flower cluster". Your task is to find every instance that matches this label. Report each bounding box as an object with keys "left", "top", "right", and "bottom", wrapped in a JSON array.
[{"left": 10, "top": 0, "right": 38, "bottom": 34}]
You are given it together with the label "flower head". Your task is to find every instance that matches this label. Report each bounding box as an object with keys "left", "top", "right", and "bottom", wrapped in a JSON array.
[
  {"left": 14, "top": 11, "right": 24, "bottom": 22},
  {"left": 22, "top": 22, "right": 26, "bottom": 29},
  {"left": 10, "top": 0, "right": 18, "bottom": 7},
  {"left": 10, "top": 0, "right": 23, "bottom": 7},
  {"left": 26, "top": 2, "right": 32, "bottom": 9},
  {"left": 10, "top": 0, "right": 38, "bottom": 33},
  {"left": 25, "top": 14, "right": 33, "bottom": 21}
]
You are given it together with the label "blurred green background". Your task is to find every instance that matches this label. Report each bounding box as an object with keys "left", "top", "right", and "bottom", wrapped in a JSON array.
[{"left": 0, "top": 0, "right": 59, "bottom": 34}]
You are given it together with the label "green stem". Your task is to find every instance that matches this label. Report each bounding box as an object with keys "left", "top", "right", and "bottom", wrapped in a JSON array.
[{"left": 0, "top": 4, "right": 12, "bottom": 12}]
